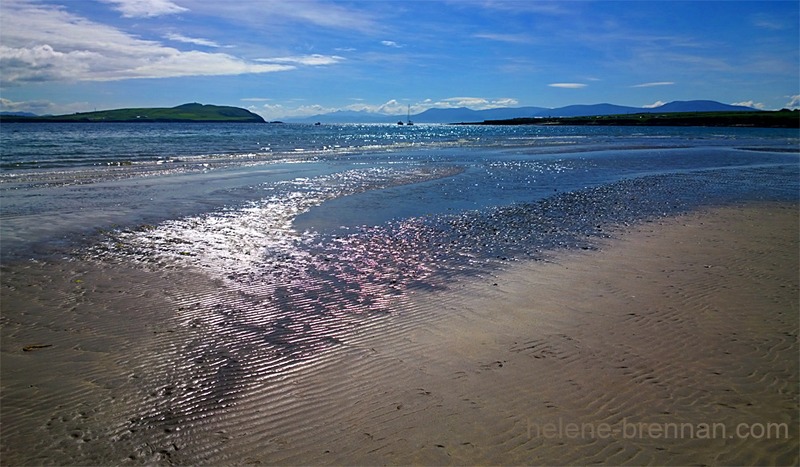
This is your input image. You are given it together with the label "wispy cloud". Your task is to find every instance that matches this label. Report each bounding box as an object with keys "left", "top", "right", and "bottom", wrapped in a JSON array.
[
  {"left": 469, "top": 0, "right": 569, "bottom": 16},
  {"left": 752, "top": 13, "right": 787, "bottom": 30},
  {"left": 164, "top": 33, "right": 221, "bottom": 48},
  {"left": 0, "top": 0, "right": 298, "bottom": 83},
  {"left": 98, "top": 0, "right": 187, "bottom": 18},
  {"left": 381, "top": 40, "right": 403, "bottom": 48},
  {"left": 632, "top": 81, "right": 675, "bottom": 88},
  {"left": 185, "top": 1, "right": 378, "bottom": 33},
  {"left": 128, "top": 51, "right": 294, "bottom": 81},
  {"left": 786, "top": 95, "right": 800, "bottom": 109},
  {"left": 639, "top": 51, "right": 732, "bottom": 72},
  {"left": 0, "top": 97, "right": 90, "bottom": 114},
  {"left": 548, "top": 83, "right": 587, "bottom": 89},
  {"left": 473, "top": 33, "right": 532, "bottom": 44},
  {"left": 257, "top": 54, "right": 345, "bottom": 66},
  {"left": 271, "top": 1, "right": 377, "bottom": 32}
]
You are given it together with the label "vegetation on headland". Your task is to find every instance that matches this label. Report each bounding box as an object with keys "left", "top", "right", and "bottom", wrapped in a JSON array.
[
  {"left": 0, "top": 103, "right": 265, "bottom": 123},
  {"left": 468, "top": 110, "right": 800, "bottom": 129}
]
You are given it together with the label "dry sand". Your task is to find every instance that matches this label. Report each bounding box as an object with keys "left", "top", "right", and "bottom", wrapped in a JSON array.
[{"left": 1, "top": 202, "right": 798, "bottom": 465}]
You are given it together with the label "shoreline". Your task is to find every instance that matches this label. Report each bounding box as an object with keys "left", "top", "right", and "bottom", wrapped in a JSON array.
[
  {"left": 464, "top": 109, "right": 800, "bottom": 128},
  {"left": 1, "top": 202, "right": 798, "bottom": 464},
  {"left": 294, "top": 201, "right": 798, "bottom": 465}
]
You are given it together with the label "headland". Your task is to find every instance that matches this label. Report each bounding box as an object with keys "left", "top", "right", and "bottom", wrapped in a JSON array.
[{"left": 0, "top": 103, "right": 265, "bottom": 123}]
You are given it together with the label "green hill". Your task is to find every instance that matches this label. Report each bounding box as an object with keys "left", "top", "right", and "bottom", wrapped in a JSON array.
[{"left": 1, "top": 103, "right": 265, "bottom": 123}]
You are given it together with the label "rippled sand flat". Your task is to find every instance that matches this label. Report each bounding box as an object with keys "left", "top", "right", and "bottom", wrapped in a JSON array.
[{"left": 1, "top": 202, "right": 796, "bottom": 465}]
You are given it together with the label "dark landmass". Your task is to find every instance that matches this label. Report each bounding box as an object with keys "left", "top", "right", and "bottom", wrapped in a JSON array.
[
  {"left": 466, "top": 110, "right": 800, "bottom": 129},
  {"left": 284, "top": 100, "right": 758, "bottom": 124},
  {"left": 0, "top": 111, "right": 39, "bottom": 118},
  {"left": 0, "top": 103, "right": 265, "bottom": 123}
]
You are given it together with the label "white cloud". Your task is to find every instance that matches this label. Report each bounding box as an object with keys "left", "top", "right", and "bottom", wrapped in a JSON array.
[
  {"left": 261, "top": 1, "right": 377, "bottom": 32},
  {"left": 548, "top": 83, "right": 587, "bottom": 89},
  {"left": 0, "top": 1, "right": 297, "bottom": 83},
  {"left": 473, "top": 33, "right": 532, "bottom": 44},
  {"left": 164, "top": 33, "right": 221, "bottom": 48},
  {"left": 253, "top": 96, "right": 522, "bottom": 120},
  {"left": 0, "top": 97, "right": 90, "bottom": 114},
  {"left": 381, "top": 41, "right": 402, "bottom": 48},
  {"left": 344, "top": 99, "right": 405, "bottom": 114},
  {"left": 752, "top": 14, "right": 786, "bottom": 30},
  {"left": 492, "top": 98, "right": 520, "bottom": 107},
  {"left": 179, "top": 1, "right": 377, "bottom": 34},
  {"left": 338, "top": 96, "right": 520, "bottom": 115},
  {"left": 99, "top": 0, "right": 187, "bottom": 18},
  {"left": 295, "top": 104, "right": 337, "bottom": 114},
  {"left": 0, "top": 44, "right": 109, "bottom": 83},
  {"left": 442, "top": 97, "right": 491, "bottom": 107},
  {"left": 0, "top": 97, "right": 51, "bottom": 113},
  {"left": 125, "top": 51, "right": 294, "bottom": 81},
  {"left": 784, "top": 95, "right": 800, "bottom": 109},
  {"left": 651, "top": 52, "right": 732, "bottom": 72},
  {"left": 632, "top": 81, "right": 675, "bottom": 88},
  {"left": 732, "top": 100, "right": 765, "bottom": 110},
  {"left": 643, "top": 101, "right": 666, "bottom": 108},
  {"left": 437, "top": 97, "right": 519, "bottom": 109},
  {"left": 256, "top": 102, "right": 339, "bottom": 120},
  {"left": 258, "top": 54, "right": 345, "bottom": 66}
]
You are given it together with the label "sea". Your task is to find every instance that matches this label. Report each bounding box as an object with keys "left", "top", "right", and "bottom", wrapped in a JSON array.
[
  {"left": 2, "top": 122, "right": 798, "bottom": 263},
  {"left": 0, "top": 122, "right": 798, "bottom": 464},
  {"left": 2, "top": 121, "right": 799, "bottom": 299}
]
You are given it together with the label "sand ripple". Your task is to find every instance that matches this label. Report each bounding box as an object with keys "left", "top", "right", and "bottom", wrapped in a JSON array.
[{"left": 1, "top": 197, "right": 797, "bottom": 464}]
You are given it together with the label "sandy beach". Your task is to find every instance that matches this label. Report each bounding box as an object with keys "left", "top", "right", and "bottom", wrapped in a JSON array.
[{"left": 1, "top": 202, "right": 798, "bottom": 465}]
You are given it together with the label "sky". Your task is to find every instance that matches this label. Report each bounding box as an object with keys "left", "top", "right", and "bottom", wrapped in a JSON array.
[{"left": 1, "top": 0, "right": 798, "bottom": 119}]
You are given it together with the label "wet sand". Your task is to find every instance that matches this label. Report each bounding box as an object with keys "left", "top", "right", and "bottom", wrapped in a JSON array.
[{"left": 1, "top": 202, "right": 798, "bottom": 465}]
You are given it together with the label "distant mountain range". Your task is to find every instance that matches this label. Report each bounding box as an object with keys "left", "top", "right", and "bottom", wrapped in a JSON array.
[
  {"left": 1, "top": 100, "right": 762, "bottom": 125},
  {"left": 285, "top": 100, "right": 758, "bottom": 124},
  {"left": 0, "top": 111, "right": 40, "bottom": 117}
]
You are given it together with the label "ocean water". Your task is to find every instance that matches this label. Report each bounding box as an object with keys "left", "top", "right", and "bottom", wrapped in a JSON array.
[
  {"left": 2, "top": 121, "right": 798, "bottom": 319},
  {"left": 2, "top": 122, "right": 797, "bottom": 261},
  {"left": 2, "top": 122, "right": 798, "bottom": 302},
  {"left": 1, "top": 122, "right": 798, "bottom": 464}
]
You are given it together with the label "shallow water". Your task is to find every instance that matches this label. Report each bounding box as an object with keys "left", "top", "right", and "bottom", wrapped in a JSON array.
[
  {"left": 0, "top": 123, "right": 798, "bottom": 464},
  {"left": 1, "top": 124, "right": 797, "bottom": 260}
]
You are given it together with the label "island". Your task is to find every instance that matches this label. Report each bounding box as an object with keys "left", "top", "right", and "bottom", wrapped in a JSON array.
[
  {"left": 0, "top": 103, "right": 265, "bottom": 123},
  {"left": 465, "top": 109, "right": 800, "bottom": 128}
]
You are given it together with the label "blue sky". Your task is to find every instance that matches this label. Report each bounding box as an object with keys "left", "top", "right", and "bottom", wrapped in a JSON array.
[{"left": 1, "top": 0, "right": 798, "bottom": 119}]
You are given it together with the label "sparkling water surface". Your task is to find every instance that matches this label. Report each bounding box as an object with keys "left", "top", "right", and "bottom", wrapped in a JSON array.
[{"left": 1, "top": 123, "right": 797, "bottom": 265}]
